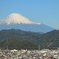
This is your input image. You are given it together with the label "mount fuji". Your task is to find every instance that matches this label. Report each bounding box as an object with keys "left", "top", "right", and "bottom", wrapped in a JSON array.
[{"left": 0, "top": 13, "right": 54, "bottom": 33}]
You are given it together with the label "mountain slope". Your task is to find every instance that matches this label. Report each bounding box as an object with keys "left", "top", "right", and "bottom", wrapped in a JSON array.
[
  {"left": 0, "top": 24, "right": 54, "bottom": 33},
  {"left": 38, "top": 30, "right": 59, "bottom": 47},
  {"left": 0, "top": 29, "right": 59, "bottom": 47},
  {"left": 0, "top": 13, "right": 54, "bottom": 33}
]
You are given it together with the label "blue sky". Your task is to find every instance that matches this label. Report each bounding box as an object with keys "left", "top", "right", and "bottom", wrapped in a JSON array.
[{"left": 0, "top": 0, "right": 59, "bottom": 29}]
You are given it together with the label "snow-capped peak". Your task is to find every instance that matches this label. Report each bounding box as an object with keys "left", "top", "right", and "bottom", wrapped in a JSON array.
[{"left": 0, "top": 13, "right": 41, "bottom": 25}]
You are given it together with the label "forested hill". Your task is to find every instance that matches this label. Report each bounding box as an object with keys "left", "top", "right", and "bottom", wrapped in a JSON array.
[
  {"left": 0, "top": 29, "right": 42, "bottom": 40},
  {"left": 39, "top": 30, "right": 59, "bottom": 47},
  {"left": 0, "top": 29, "right": 59, "bottom": 47},
  {"left": 0, "top": 38, "right": 38, "bottom": 50}
]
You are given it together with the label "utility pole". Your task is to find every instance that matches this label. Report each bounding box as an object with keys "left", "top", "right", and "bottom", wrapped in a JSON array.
[
  {"left": 38, "top": 45, "right": 40, "bottom": 51},
  {"left": 7, "top": 38, "right": 8, "bottom": 50}
]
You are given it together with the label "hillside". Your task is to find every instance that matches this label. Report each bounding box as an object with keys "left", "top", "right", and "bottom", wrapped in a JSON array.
[
  {"left": 0, "top": 29, "right": 59, "bottom": 47},
  {"left": 0, "top": 38, "right": 38, "bottom": 50},
  {"left": 38, "top": 30, "right": 59, "bottom": 47},
  {"left": 0, "top": 29, "right": 42, "bottom": 40}
]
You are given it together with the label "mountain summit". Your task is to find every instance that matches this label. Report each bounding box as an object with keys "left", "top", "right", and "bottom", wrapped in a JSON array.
[
  {"left": 0, "top": 13, "right": 54, "bottom": 33},
  {"left": 0, "top": 13, "right": 41, "bottom": 25}
]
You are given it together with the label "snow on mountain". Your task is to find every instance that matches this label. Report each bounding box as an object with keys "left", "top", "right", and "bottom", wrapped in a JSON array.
[
  {"left": 0, "top": 13, "right": 41, "bottom": 25},
  {"left": 0, "top": 13, "right": 54, "bottom": 33}
]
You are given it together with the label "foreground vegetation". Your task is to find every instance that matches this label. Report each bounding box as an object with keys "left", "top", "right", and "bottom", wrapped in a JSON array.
[
  {"left": 0, "top": 38, "right": 38, "bottom": 50},
  {"left": 0, "top": 38, "right": 57, "bottom": 50}
]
